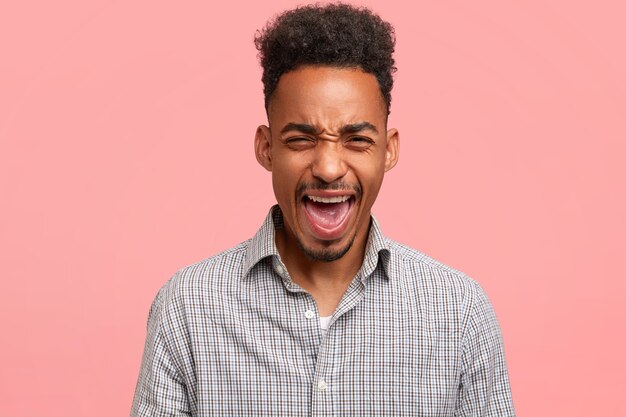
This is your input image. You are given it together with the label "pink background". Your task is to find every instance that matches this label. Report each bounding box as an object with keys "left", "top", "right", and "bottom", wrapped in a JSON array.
[{"left": 1, "top": 1, "right": 625, "bottom": 416}]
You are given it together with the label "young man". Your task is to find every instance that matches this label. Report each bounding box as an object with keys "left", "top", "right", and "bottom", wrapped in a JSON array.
[{"left": 131, "top": 4, "right": 514, "bottom": 416}]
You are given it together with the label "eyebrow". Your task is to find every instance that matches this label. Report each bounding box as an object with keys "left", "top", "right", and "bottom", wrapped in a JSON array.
[{"left": 280, "top": 121, "right": 378, "bottom": 135}]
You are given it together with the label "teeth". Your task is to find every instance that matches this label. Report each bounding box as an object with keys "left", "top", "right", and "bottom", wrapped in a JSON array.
[{"left": 307, "top": 195, "right": 351, "bottom": 203}]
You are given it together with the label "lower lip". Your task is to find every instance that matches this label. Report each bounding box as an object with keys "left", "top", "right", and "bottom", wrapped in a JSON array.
[{"left": 302, "top": 199, "right": 355, "bottom": 241}]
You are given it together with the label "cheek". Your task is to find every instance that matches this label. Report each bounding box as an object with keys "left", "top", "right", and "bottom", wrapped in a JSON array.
[
  {"left": 352, "top": 155, "right": 386, "bottom": 182},
  {"left": 273, "top": 153, "right": 310, "bottom": 182},
  {"left": 272, "top": 163, "right": 301, "bottom": 201},
  {"left": 354, "top": 170, "right": 386, "bottom": 203}
]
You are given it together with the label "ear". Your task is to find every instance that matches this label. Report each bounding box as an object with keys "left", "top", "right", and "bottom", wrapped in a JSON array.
[
  {"left": 384, "top": 128, "right": 399, "bottom": 172},
  {"left": 255, "top": 125, "right": 273, "bottom": 171}
]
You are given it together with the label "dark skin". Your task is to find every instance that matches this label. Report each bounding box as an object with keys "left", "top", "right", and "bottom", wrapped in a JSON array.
[{"left": 255, "top": 66, "right": 399, "bottom": 316}]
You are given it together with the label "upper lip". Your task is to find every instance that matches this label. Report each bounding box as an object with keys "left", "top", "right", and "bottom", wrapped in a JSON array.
[
  {"left": 297, "top": 182, "right": 362, "bottom": 202},
  {"left": 307, "top": 195, "right": 352, "bottom": 203},
  {"left": 304, "top": 190, "right": 356, "bottom": 199}
]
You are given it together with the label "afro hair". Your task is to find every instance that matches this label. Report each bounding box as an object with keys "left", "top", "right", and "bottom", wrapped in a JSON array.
[{"left": 255, "top": 3, "right": 396, "bottom": 113}]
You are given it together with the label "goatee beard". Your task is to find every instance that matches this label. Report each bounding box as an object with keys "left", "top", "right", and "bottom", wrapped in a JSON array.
[{"left": 296, "top": 234, "right": 356, "bottom": 262}]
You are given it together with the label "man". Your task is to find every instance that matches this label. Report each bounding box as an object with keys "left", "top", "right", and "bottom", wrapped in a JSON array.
[{"left": 131, "top": 4, "right": 514, "bottom": 416}]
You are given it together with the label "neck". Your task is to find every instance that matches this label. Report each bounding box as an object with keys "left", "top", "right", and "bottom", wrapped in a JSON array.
[{"left": 275, "top": 219, "right": 370, "bottom": 314}]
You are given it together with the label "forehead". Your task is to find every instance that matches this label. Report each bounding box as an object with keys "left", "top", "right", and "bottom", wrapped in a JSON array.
[{"left": 268, "top": 66, "right": 387, "bottom": 129}]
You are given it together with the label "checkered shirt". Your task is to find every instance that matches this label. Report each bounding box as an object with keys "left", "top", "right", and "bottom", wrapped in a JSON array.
[{"left": 131, "top": 206, "right": 515, "bottom": 416}]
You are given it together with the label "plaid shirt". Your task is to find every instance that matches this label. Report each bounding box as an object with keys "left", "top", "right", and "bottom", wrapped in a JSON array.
[{"left": 131, "top": 206, "right": 515, "bottom": 416}]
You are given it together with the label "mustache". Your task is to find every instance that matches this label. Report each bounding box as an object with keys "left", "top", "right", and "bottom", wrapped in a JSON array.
[{"left": 297, "top": 182, "right": 362, "bottom": 199}]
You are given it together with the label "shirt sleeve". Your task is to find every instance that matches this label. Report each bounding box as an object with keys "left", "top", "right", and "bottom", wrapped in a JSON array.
[
  {"left": 456, "top": 285, "right": 515, "bottom": 417},
  {"left": 131, "top": 289, "right": 191, "bottom": 417}
]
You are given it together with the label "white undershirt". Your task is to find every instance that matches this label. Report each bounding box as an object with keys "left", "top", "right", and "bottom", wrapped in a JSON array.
[{"left": 319, "top": 316, "right": 332, "bottom": 336}]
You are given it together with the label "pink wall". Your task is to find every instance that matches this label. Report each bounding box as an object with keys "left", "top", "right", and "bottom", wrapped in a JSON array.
[{"left": 1, "top": 1, "right": 625, "bottom": 415}]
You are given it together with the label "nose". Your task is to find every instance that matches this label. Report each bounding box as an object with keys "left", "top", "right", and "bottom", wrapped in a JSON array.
[{"left": 311, "top": 142, "right": 348, "bottom": 183}]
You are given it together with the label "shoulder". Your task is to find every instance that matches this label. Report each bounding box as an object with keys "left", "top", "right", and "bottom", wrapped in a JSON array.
[
  {"left": 148, "top": 240, "right": 251, "bottom": 322},
  {"left": 176, "top": 241, "right": 250, "bottom": 283},
  {"left": 388, "top": 239, "right": 483, "bottom": 291},
  {"left": 385, "top": 239, "right": 492, "bottom": 319},
  {"left": 385, "top": 239, "right": 502, "bottom": 346}
]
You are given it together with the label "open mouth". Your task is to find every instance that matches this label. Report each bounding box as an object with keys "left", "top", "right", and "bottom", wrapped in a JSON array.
[{"left": 302, "top": 194, "right": 355, "bottom": 239}]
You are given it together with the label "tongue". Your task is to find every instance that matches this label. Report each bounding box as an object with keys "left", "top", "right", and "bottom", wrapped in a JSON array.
[{"left": 304, "top": 200, "right": 350, "bottom": 230}]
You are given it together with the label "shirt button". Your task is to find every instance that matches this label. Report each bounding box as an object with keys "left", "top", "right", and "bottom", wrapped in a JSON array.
[
  {"left": 317, "top": 379, "right": 328, "bottom": 391},
  {"left": 304, "top": 310, "right": 315, "bottom": 319}
]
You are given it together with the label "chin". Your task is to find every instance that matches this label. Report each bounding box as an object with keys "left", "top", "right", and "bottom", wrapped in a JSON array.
[{"left": 296, "top": 234, "right": 356, "bottom": 262}]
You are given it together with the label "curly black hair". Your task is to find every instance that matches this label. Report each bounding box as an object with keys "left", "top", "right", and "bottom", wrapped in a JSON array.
[{"left": 254, "top": 3, "right": 396, "bottom": 114}]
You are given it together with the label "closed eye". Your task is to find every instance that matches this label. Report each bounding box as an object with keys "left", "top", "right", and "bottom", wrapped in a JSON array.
[
  {"left": 285, "top": 136, "right": 315, "bottom": 150},
  {"left": 346, "top": 136, "right": 374, "bottom": 149}
]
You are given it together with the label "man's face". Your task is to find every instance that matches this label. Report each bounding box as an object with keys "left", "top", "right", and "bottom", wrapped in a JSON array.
[{"left": 255, "top": 66, "right": 399, "bottom": 262}]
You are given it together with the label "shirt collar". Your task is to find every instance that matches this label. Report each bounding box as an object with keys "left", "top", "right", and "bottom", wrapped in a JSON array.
[{"left": 243, "top": 205, "right": 391, "bottom": 280}]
